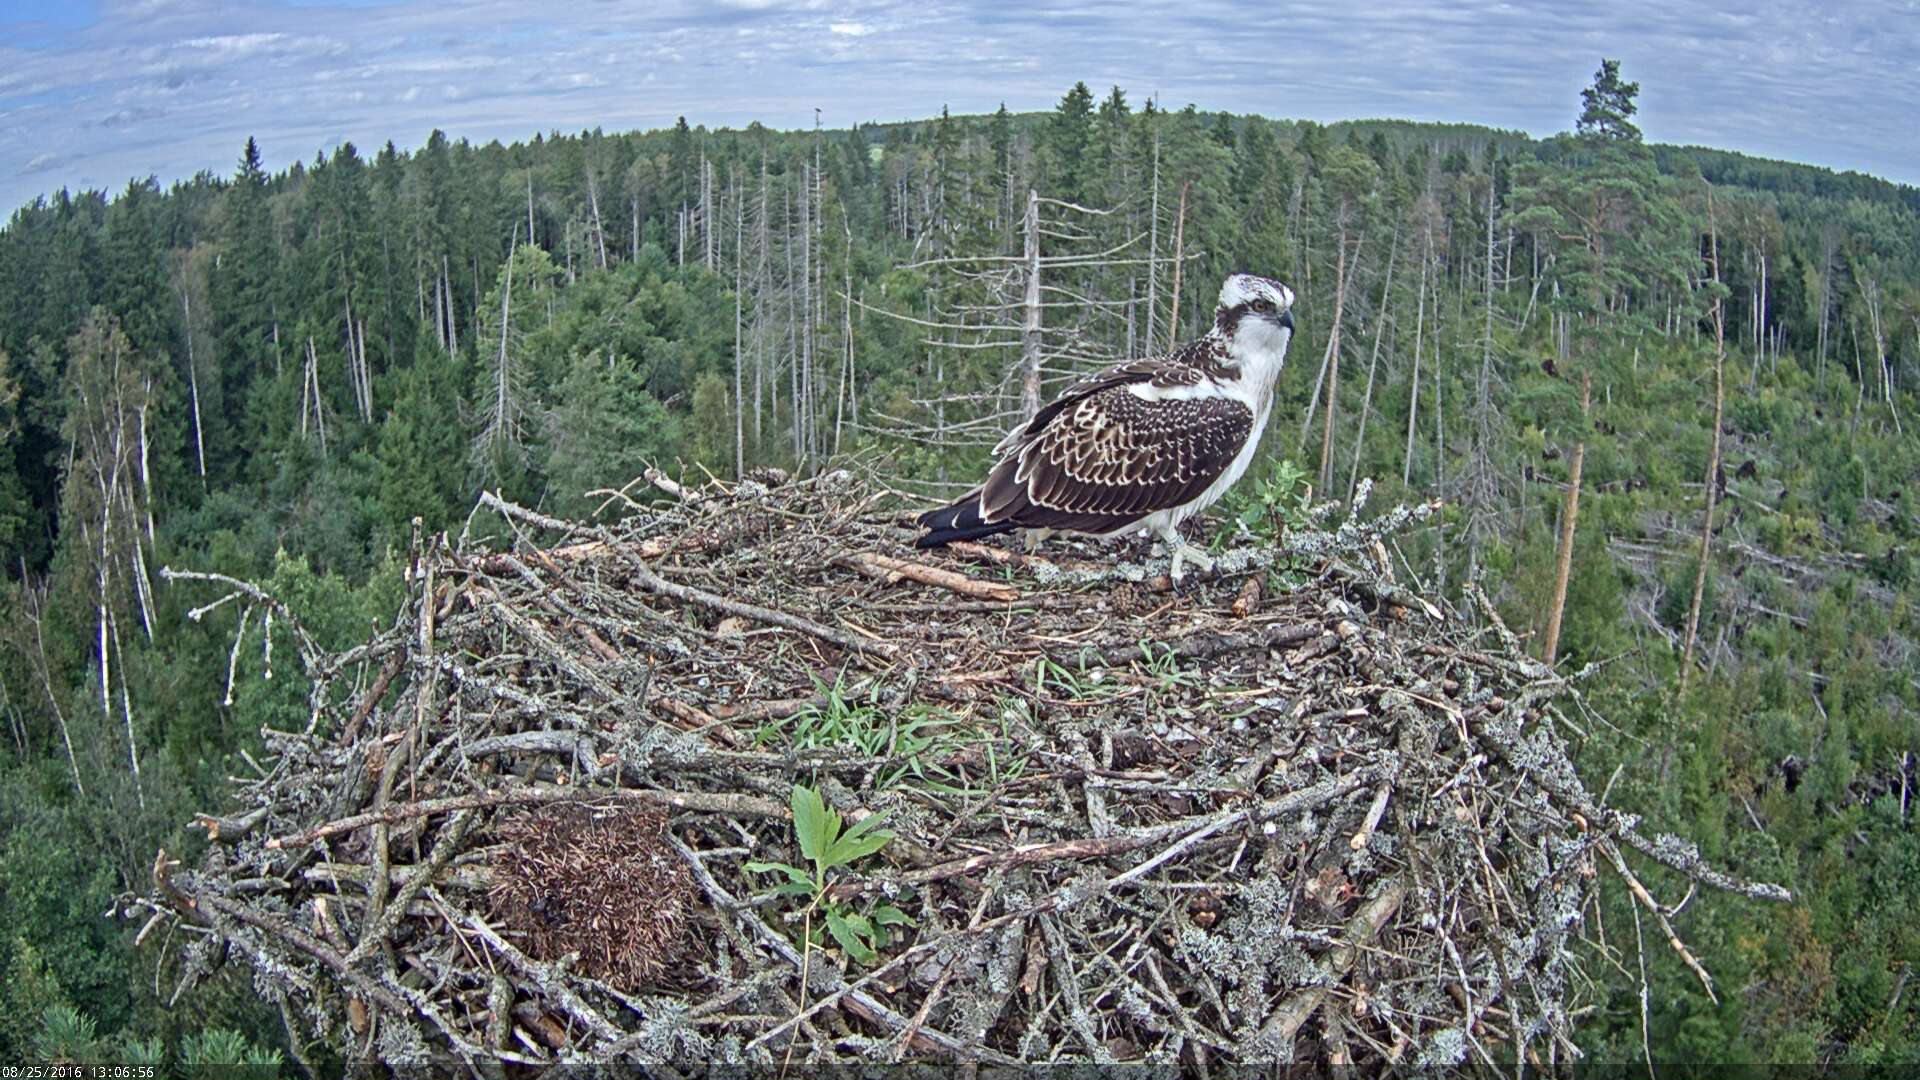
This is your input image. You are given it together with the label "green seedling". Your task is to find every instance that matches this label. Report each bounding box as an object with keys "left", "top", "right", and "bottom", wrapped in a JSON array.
[{"left": 747, "top": 783, "right": 913, "bottom": 965}]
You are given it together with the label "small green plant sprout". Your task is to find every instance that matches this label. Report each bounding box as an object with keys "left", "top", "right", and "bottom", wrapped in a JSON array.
[
  {"left": 1136, "top": 639, "right": 1201, "bottom": 691},
  {"left": 746, "top": 784, "right": 913, "bottom": 964},
  {"left": 1234, "top": 457, "right": 1316, "bottom": 541},
  {"left": 1218, "top": 457, "right": 1317, "bottom": 590}
]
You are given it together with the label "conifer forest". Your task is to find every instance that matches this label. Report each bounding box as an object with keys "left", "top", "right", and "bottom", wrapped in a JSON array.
[{"left": 1, "top": 65, "right": 1918, "bottom": 1066}]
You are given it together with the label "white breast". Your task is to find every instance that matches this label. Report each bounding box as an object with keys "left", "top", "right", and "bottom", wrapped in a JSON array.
[{"left": 1133, "top": 327, "right": 1290, "bottom": 534}]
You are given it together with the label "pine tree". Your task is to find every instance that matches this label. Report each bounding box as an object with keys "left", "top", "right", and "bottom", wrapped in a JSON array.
[{"left": 1576, "top": 58, "right": 1642, "bottom": 143}]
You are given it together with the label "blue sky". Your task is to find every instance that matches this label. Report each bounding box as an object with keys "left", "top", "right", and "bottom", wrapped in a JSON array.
[{"left": 2, "top": 0, "right": 1916, "bottom": 214}]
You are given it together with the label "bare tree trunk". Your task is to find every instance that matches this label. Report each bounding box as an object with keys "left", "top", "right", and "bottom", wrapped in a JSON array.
[
  {"left": 1680, "top": 189, "right": 1727, "bottom": 693},
  {"left": 109, "top": 614, "right": 143, "bottom": 809},
  {"left": 1433, "top": 325, "right": 1444, "bottom": 494},
  {"left": 1816, "top": 231, "right": 1834, "bottom": 393},
  {"left": 702, "top": 153, "right": 715, "bottom": 272},
  {"left": 733, "top": 169, "right": 746, "bottom": 477},
  {"left": 443, "top": 256, "right": 458, "bottom": 355},
  {"left": 1403, "top": 236, "right": 1430, "bottom": 488},
  {"left": 23, "top": 585, "right": 83, "bottom": 795},
  {"left": 1166, "top": 181, "right": 1190, "bottom": 350},
  {"left": 359, "top": 319, "right": 372, "bottom": 421},
  {"left": 1348, "top": 220, "right": 1400, "bottom": 500},
  {"left": 1316, "top": 215, "right": 1352, "bottom": 492},
  {"left": 1862, "top": 277, "right": 1900, "bottom": 434},
  {"left": 755, "top": 155, "right": 769, "bottom": 446},
  {"left": 181, "top": 286, "right": 207, "bottom": 480},
  {"left": 585, "top": 163, "right": 609, "bottom": 271},
  {"left": 480, "top": 231, "right": 519, "bottom": 456},
  {"left": 1020, "top": 189, "right": 1044, "bottom": 421},
  {"left": 784, "top": 185, "right": 801, "bottom": 461},
  {"left": 1543, "top": 370, "right": 1590, "bottom": 667},
  {"left": 800, "top": 161, "right": 816, "bottom": 466},
  {"left": 836, "top": 220, "right": 854, "bottom": 457},
  {"left": 1145, "top": 135, "right": 1161, "bottom": 353}
]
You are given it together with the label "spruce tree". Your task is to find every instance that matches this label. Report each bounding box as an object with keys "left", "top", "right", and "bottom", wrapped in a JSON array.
[{"left": 1045, "top": 82, "right": 1096, "bottom": 204}]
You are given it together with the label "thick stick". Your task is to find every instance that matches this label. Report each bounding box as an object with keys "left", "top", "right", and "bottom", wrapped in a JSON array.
[
  {"left": 616, "top": 548, "right": 898, "bottom": 660},
  {"left": 264, "top": 785, "right": 785, "bottom": 849},
  {"left": 835, "top": 551, "right": 1021, "bottom": 602}
]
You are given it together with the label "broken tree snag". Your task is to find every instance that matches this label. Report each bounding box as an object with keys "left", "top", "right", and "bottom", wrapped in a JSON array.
[{"left": 140, "top": 470, "right": 1785, "bottom": 1068}]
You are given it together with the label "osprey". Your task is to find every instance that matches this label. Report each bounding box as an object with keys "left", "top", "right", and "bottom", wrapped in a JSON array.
[{"left": 916, "top": 273, "right": 1297, "bottom": 580}]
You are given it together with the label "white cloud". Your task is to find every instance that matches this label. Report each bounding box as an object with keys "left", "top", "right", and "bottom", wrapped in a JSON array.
[
  {"left": 178, "top": 32, "right": 288, "bottom": 52},
  {"left": 0, "top": 0, "right": 1913, "bottom": 215}
]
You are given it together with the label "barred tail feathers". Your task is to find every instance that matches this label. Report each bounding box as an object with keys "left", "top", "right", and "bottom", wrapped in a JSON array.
[{"left": 914, "top": 492, "right": 1015, "bottom": 548}]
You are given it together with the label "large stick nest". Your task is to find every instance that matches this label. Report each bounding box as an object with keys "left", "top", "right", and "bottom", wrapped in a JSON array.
[{"left": 134, "top": 468, "right": 1788, "bottom": 1068}]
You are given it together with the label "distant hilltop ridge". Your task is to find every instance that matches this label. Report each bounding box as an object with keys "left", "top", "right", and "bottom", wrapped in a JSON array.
[{"left": 6, "top": 107, "right": 1915, "bottom": 221}]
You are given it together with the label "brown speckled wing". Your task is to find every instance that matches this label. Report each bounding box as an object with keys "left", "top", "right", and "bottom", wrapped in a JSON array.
[
  {"left": 977, "top": 382, "right": 1252, "bottom": 534},
  {"left": 990, "top": 349, "right": 1225, "bottom": 458},
  {"left": 1022, "top": 389, "right": 1253, "bottom": 518}
]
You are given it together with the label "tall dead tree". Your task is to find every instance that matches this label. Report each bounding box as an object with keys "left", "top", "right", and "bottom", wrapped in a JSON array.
[
  {"left": 1021, "top": 189, "right": 1044, "bottom": 418},
  {"left": 298, "top": 337, "right": 331, "bottom": 454},
  {"left": 173, "top": 256, "right": 209, "bottom": 480},
  {"left": 59, "top": 312, "right": 159, "bottom": 808},
  {"left": 733, "top": 167, "right": 746, "bottom": 477},
  {"left": 474, "top": 228, "right": 530, "bottom": 478},
  {"left": 1315, "top": 222, "right": 1352, "bottom": 493},
  {"left": 866, "top": 189, "right": 1152, "bottom": 464},
  {"left": 1165, "top": 181, "right": 1190, "bottom": 351},
  {"left": 1347, "top": 218, "right": 1400, "bottom": 501},
  {"left": 1542, "top": 370, "right": 1590, "bottom": 666},
  {"left": 1680, "top": 187, "right": 1727, "bottom": 692},
  {"left": 1404, "top": 225, "right": 1433, "bottom": 488}
]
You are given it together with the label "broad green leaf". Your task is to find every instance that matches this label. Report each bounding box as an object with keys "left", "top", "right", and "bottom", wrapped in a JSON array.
[
  {"left": 745, "top": 860, "right": 812, "bottom": 887},
  {"left": 790, "top": 784, "right": 835, "bottom": 866},
  {"left": 871, "top": 904, "right": 914, "bottom": 927},
  {"left": 826, "top": 809, "right": 893, "bottom": 867},
  {"left": 826, "top": 812, "right": 892, "bottom": 864},
  {"left": 825, "top": 910, "right": 877, "bottom": 964},
  {"left": 827, "top": 828, "right": 894, "bottom": 867}
]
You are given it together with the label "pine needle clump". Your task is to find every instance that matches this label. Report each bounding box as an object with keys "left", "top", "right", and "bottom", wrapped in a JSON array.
[
  {"left": 488, "top": 803, "right": 693, "bottom": 990},
  {"left": 130, "top": 467, "right": 1788, "bottom": 1068}
]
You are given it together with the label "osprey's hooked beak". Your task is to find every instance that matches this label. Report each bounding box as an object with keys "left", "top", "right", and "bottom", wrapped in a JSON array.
[{"left": 1278, "top": 310, "right": 1295, "bottom": 333}]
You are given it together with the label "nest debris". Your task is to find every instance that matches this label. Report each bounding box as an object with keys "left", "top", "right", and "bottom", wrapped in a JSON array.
[
  {"left": 487, "top": 803, "right": 693, "bottom": 990},
  {"left": 133, "top": 467, "right": 1790, "bottom": 1067}
]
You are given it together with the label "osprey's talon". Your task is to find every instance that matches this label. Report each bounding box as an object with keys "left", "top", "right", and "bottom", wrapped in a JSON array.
[{"left": 1168, "top": 545, "right": 1212, "bottom": 583}]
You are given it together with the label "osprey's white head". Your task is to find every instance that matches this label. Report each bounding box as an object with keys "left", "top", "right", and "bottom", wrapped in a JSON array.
[
  {"left": 1214, "top": 273, "right": 1296, "bottom": 389},
  {"left": 1217, "top": 273, "right": 1295, "bottom": 316}
]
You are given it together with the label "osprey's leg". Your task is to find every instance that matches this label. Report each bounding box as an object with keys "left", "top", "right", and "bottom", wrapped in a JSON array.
[
  {"left": 1154, "top": 523, "right": 1215, "bottom": 582},
  {"left": 1022, "top": 527, "right": 1053, "bottom": 554}
]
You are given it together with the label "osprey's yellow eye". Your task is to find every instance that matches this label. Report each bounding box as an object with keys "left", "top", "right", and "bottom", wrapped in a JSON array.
[{"left": 1251, "top": 298, "right": 1271, "bottom": 313}]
